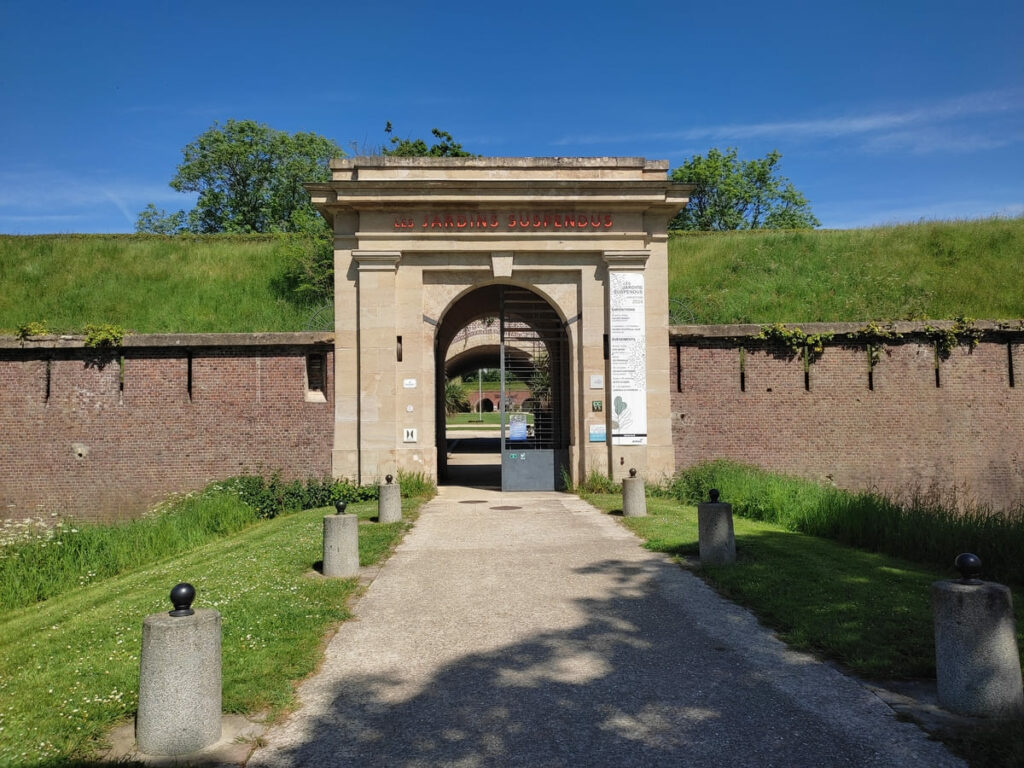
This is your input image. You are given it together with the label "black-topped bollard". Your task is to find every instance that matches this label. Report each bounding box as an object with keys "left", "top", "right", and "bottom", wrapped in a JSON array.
[
  {"left": 622, "top": 468, "right": 647, "bottom": 517},
  {"left": 932, "top": 554, "right": 1024, "bottom": 717},
  {"left": 697, "top": 489, "right": 736, "bottom": 565},
  {"left": 378, "top": 473, "right": 402, "bottom": 524},
  {"left": 136, "top": 584, "right": 222, "bottom": 755}
]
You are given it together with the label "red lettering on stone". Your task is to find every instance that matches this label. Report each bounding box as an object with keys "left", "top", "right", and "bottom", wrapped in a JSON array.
[
  {"left": 489, "top": 215, "right": 499, "bottom": 228},
  {"left": 533, "top": 215, "right": 543, "bottom": 228},
  {"left": 519, "top": 216, "right": 530, "bottom": 228},
  {"left": 508, "top": 215, "right": 517, "bottom": 228},
  {"left": 421, "top": 216, "right": 429, "bottom": 228},
  {"left": 553, "top": 216, "right": 561, "bottom": 229},
  {"left": 590, "top": 215, "right": 602, "bottom": 228},
  {"left": 431, "top": 216, "right": 443, "bottom": 228},
  {"left": 604, "top": 214, "right": 613, "bottom": 228},
  {"left": 564, "top": 215, "right": 576, "bottom": 228},
  {"left": 542, "top": 215, "right": 550, "bottom": 228},
  {"left": 457, "top": 215, "right": 467, "bottom": 229},
  {"left": 444, "top": 215, "right": 454, "bottom": 228}
]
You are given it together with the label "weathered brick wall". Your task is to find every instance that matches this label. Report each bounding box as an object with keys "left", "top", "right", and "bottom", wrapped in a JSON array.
[
  {"left": 0, "top": 334, "right": 333, "bottom": 523},
  {"left": 671, "top": 323, "right": 1024, "bottom": 511}
]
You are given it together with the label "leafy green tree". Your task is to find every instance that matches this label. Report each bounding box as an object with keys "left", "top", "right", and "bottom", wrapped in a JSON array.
[
  {"left": 134, "top": 204, "right": 188, "bottom": 235},
  {"left": 137, "top": 119, "right": 342, "bottom": 234},
  {"left": 669, "top": 148, "right": 819, "bottom": 231},
  {"left": 382, "top": 126, "right": 475, "bottom": 158}
]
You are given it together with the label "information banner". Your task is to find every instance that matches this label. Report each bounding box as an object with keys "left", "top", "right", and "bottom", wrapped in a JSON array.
[{"left": 608, "top": 271, "right": 647, "bottom": 445}]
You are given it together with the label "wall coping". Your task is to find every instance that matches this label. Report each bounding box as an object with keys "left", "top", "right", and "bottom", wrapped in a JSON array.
[
  {"left": 0, "top": 331, "right": 334, "bottom": 350},
  {"left": 670, "top": 320, "right": 1024, "bottom": 342}
]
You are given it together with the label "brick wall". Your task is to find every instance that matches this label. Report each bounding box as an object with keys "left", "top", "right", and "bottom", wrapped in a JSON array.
[
  {"left": 671, "top": 323, "right": 1024, "bottom": 511},
  {"left": 0, "top": 333, "right": 333, "bottom": 523}
]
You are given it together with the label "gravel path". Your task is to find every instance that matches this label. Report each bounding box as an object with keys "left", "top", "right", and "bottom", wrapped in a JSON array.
[{"left": 247, "top": 487, "right": 963, "bottom": 767}]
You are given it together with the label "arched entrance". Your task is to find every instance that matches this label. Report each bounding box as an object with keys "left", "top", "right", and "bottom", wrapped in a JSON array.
[
  {"left": 436, "top": 284, "right": 570, "bottom": 490},
  {"left": 305, "top": 156, "right": 690, "bottom": 489}
]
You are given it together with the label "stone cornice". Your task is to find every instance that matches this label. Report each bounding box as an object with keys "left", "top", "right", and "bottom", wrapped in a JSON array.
[{"left": 352, "top": 250, "right": 402, "bottom": 271}]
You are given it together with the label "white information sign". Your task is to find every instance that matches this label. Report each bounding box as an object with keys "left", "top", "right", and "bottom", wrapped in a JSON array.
[{"left": 608, "top": 271, "right": 647, "bottom": 445}]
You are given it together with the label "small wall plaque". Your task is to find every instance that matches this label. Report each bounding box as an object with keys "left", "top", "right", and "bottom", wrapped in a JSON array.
[
  {"left": 590, "top": 375, "right": 604, "bottom": 390},
  {"left": 592, "top": 400, "right": 603, "bottom": 412},
  {"left": 403, "top": 378, "right": 417, "bottom": 389},
  {"left": 403, "top": 428, "right": 417, "bottom": 443}
]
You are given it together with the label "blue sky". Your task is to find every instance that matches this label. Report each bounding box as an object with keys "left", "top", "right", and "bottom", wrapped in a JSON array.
[{"left": 1, "top": 0, "right": 1021, "bottom": 233}]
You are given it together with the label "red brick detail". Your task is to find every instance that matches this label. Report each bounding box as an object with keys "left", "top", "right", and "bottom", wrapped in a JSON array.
[
  {"left": 0, "top": 346, "right": 333, "bottom": 523},
  {"left": 671, "top": 340, "right": 1024, "bottom": 511}
]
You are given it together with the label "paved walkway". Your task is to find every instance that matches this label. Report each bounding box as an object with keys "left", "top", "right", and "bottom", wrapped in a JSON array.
[{"left": 247, "top": 487, "right": 963, "bottom": 767}]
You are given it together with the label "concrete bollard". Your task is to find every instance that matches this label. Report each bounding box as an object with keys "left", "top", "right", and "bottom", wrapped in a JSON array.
[
  {"left": 378, "top": 474, "right": 402, "bottom": 524},
  {"left": 323, "top": 510, "right": 359, "bottom": 577},
  {"left": 932, "top": 553, "right": 1024, "bottom": 718},
  {"left": 137, "top": 583, "right": 221, "bottom": 756},
  {"left": 622, "top": 468, "right": 647, "bottom": 517},
  {"left": 697, "top": 489, "right": 736, "bottom": 566}
]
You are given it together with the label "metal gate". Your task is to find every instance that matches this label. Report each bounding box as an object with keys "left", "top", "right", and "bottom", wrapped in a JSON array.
[{"left": 499, "top": 286, "right": 569, "bottom": 491}]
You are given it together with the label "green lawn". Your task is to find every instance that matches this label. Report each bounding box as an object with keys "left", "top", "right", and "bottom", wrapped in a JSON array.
[{"left": 0, "top": 495, "right": 427, "bottom": 767}]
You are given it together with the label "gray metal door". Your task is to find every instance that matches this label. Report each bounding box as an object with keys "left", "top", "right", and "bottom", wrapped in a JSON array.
[{"left": 499, "top": 286, "right": 569, "bottom": 491}]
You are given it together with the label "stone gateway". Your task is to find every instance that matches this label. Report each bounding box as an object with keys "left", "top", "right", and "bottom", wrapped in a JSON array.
[{"left": 306, "top": 157, "right": 691, "bottom": 489}]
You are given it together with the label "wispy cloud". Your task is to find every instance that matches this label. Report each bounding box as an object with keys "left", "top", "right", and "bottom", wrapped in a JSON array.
[
  {"left": 0, "top": 169, "right": 195, "bottom": 233},
  {"left": 818, "top": 198, "right": 1024, "bottom": 230},
  {"left": 554, "top": 88, "right": 1024, "bottom": 155}
]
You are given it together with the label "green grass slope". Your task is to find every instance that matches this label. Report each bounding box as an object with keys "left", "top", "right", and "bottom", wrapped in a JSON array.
[
  {"left": 0, "top": 234, "right": 316, "bottom": 334},
  {"left": 2, "top": 218, "right": 1022, "bottom": 334},
  {"left": 669, "top": 217, "right": 1024, "bottom": 324}
]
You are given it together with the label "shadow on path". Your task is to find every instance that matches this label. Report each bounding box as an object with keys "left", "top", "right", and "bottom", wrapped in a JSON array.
[{"left": 254, "top": 558, "right": 960, "bottom": 768}]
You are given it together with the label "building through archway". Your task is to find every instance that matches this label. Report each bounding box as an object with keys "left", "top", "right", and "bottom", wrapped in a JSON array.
[{"left": 307, "top": 157, "right": 690, "bottom": 490}]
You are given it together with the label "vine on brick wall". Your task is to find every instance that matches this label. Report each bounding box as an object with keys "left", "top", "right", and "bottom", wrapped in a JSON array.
[
  {"left": 923, "top": 316, "right": 982, "bottom": 360},
  {"left": 755, "top": 323, "right": 834, "bottom": 367},
  {"left": 847, "top": 322, "right": 904, "bottom": 367}
]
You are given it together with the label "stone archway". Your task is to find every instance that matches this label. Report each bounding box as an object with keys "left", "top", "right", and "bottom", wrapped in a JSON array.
[
  {"left": 306, "top": 157, "right": 690, "bottom": 487},
  {"left": 435, "top": 283, "right": 571, "bottom": 490}
]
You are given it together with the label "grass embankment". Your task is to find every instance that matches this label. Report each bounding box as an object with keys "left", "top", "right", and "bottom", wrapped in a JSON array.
[
  {"left": 0, "top": 234, "right": 315, "bottom": 334},
  {"left": 0, "top": 483, "right": 432, "bottom": 767},
  {"left": 668, "top": 216, "right": 1024, "bottom": 323},
  {"left": 3, "top": 218, "right": 1023, "bottom": 334}
]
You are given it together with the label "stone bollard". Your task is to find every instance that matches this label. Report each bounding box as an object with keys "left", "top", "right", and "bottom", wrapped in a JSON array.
[
  {"left": 932, "top": 553, "right": 1024, "bottom": 718},
  {"left": 697, "top": 489, "right": 736, "bottom": 566},
  {"left": 137, "top": 583, "right": 221, "bottom": 756},
  {"left": 622, "top": 468, "right": 647, "bottom": 517},
  {"left": 323, "top": 503, "right": 359, "bottom": 577},
  {"left": 378, "top": 474, "right": 402, "bottom": 524}
]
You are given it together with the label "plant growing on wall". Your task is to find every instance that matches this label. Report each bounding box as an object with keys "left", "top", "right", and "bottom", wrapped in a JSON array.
[
  {"left": 754, "top": 323, "right": 833, "bottom": 366},
  {"left": 83, "top": 324, "right": 125, "bottom": 348},
  {"left": 924, "top": 316, "right": 983, "bottom": 360}
]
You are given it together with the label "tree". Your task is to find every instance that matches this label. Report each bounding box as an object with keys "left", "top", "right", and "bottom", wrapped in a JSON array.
[
  {"left": 382, "top": 126, "right": 475, "bottom": 158},
  {"left": 669, "top": 148, "right": 819, "bottom": 231},
  {"left": 136, "top": 119, "right": 342, "bottom": 234}
]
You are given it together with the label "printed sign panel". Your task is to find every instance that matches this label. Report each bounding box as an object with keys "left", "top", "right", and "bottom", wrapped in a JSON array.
[
  {"left": 608, "top": 271, "right": 647, "bottom": 445},
  {"left": 508, "top": 413, "right": 528, "bottom": 441}
]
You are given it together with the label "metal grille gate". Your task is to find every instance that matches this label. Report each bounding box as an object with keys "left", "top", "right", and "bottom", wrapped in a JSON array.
[{"left": 499, "top": 286, "right": 569, "bottom": 491}]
